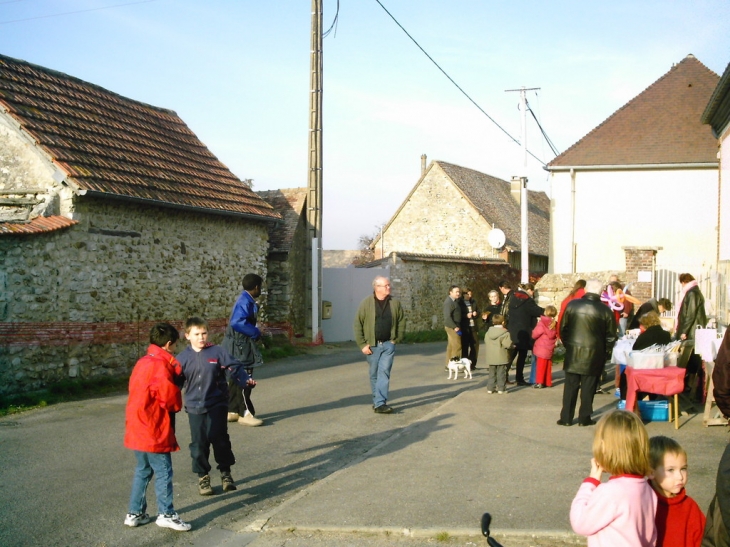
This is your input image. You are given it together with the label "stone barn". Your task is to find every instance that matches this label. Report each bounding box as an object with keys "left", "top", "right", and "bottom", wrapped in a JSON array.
[
  {"left": 256, "top": 188, "right": 308, "bottom": 339},
  {"left": 0, "top": 53, "right": 280, "bottom": 395}
]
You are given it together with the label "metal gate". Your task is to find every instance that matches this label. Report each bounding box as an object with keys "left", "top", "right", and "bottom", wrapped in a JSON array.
[{"left": 654, "top": 261, "right": 729, "bottom": 328}]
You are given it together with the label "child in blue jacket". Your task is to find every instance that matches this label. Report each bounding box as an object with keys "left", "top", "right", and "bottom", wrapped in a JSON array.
[{"left": 177, "top": 316, "right": 256, "bottom": 496}]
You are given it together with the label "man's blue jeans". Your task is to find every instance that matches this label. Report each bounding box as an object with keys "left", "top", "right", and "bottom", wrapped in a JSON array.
[
  {"left": 128, "top": 450, "right": 175, "bottom": 516},
  {"left": 367, "top": 341, "right": 395, "bottom": 408}
]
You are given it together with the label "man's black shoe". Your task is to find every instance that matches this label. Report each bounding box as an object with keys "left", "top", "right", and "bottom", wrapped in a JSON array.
[
  {"left": 516, "top": 380, "right": 532, "bottom": 386},
  {"left": 374, "top": 404, "right": 393, "bottom": 414},
  {"left": 556, "top": 419, "right": 573, "bottom": 426},
  {"left": 578, "top": 419, "right": 597, "bottom": 427}
]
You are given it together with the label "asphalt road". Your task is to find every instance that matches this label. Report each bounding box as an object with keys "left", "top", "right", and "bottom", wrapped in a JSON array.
[{"left": 1, "top": 341, "right": 727, "bottom": 547}]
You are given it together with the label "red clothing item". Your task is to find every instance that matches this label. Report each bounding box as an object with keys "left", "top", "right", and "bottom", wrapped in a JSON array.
[
  {"left": 535, "top": 357, "right": 553, "bottom": 386},
  {"left": 124, "top": 344, "right": 183, "bottom": 453},
  {"left": 532, "top": 315, "right": 557, "bottom": 359},
  {"left": 654, "top": 488, "right": 705, "bottom": 547},
  {"left": 557, "top": 288, "right": 585, "bottom": 340}
]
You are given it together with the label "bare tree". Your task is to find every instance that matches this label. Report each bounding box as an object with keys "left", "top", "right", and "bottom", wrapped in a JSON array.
[{"left": 351, "top": 232, "right": 376, "bottom": 265}]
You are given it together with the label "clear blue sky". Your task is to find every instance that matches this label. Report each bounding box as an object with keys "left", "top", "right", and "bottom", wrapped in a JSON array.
[{"left": 1, "top": 0, "right": 729, "bottom": 249}]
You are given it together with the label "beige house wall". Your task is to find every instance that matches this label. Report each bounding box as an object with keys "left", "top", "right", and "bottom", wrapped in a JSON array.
[{"left": 549, "top": 168, "right": 719, "bottom": 273}]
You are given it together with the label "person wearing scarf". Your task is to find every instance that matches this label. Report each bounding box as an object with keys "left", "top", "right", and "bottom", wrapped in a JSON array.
[{"left": 675, "top": 273, "right": 707, "bottom": 378}]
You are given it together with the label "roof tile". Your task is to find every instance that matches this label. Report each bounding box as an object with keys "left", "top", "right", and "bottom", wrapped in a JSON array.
[
  {"left": 0, "top": 215, "right": 78, "bottom": 235},
  {"left": 0, "top": 54, "right": 279, "bottom": 221},
  {"left": 548, "top": 55, "right": 719, "bottom": 168}
]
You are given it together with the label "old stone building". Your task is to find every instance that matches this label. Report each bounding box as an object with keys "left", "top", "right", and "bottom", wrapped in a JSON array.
[
  {"left": 256, "top": 188, "right": 308, "bottom": 338},
  {"left": 0, "top": 53, "right": 280, "bottom": 394},
  {"left": 371, "top": 160, "right": 550, "bottom": 273}
]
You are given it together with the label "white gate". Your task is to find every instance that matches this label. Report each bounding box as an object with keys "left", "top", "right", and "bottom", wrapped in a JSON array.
[
  {"left": 321, "top": 266, "right": 390, "bottom": 342},
  {"left": 654, "top": 261, "right": 728, "bottom": 328}
]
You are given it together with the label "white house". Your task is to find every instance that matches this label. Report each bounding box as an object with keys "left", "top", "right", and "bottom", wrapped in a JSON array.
[{"left": 547, "top": 55, "right": 720, "bottom": 276}]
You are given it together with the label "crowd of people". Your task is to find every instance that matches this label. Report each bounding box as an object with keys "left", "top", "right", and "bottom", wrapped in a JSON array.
[{"left": 121, "top": 269, "right": 726, "bottom": 545}]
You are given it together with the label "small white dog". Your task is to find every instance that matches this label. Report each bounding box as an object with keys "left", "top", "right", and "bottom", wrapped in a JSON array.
[{"left": 447, "top": 358, "right": 472, "bottom": 380}]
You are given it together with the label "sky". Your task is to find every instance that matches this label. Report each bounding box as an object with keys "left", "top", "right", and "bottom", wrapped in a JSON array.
[{"left": 1, "top": 0, "right": 729, "bottom": 250}]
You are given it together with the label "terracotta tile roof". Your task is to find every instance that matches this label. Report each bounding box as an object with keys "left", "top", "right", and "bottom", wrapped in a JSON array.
[
  {"left": 0, "top": 53, "right": 279, "bottom": 221},
  {"left": 0, "top": 215, "right": 78, "bottom": 235},
  {"left": 256, "top": 188, "right": 307, "bottom": 253},
  {"left": 548, "top": 55, "right": 720, "bottom": 168},
  {"left": 437, "top": 161, "right": 550, "bottom": 257}
]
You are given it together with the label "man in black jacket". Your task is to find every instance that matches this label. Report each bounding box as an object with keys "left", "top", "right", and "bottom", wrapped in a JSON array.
[
  {"left": 443, "top": 285, "right": 463, "bottom": 367},
  {"left": 557, "top": 279, "right": 617, "bottom": 427}
]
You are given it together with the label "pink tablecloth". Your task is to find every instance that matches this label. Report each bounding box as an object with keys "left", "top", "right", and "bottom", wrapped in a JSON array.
[{"left": 625, "top": 367, "right": 686, "bottom": 412}]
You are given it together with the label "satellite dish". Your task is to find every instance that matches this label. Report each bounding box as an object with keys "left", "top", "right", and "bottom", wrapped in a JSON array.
[{"left": 488, "top": 228, "right": 506, "bottom": 249}]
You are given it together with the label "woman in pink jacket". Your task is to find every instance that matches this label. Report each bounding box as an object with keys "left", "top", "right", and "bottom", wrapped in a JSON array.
[
  {"left": 531, "top": 305, "right": 558, "bottom": 388},
  {"left": 570, "top": 410, "right": 657, "bottom": 547}
]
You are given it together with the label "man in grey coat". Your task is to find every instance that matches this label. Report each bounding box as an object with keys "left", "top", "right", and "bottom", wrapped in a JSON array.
[{"left": 557, "top": 279, "right": 617, "bottom": 427}]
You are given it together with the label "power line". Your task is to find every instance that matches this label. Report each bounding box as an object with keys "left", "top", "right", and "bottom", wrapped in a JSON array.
[
  {"left": 323, "top": 0, "right": 340, "bottom": 38},
  {"left": 373, "top": 0, "right": 547, "bottom": 166},
  {"left": 0, "top": 0, "right": 159, "bottom": 25},
  {"left": 526, "top": 99, "right": 560, "bottom": 156}
]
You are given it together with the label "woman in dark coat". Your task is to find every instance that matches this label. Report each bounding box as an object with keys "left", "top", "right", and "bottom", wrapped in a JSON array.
[
  {"left": 481, "top": 289, "right": 502, "bottom": 331},
  {"left": 675, "top": 273, "right": 707, "bottom": 375},
  {"left": 507, "top": 282, "right": 544, "bottom": 385}
]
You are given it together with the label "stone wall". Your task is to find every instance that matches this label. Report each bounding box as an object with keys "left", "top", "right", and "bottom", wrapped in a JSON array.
[
  {"left": 388, "top": 255, "right": 517, "bottom": 332},
  {"left": 0, "top": 195, "right": 269, "bottom": 395},
  {"left": 265, "top": 213, "right": 308, "bottom": 337},
  {"left": 535, "top": 271, "right": 624, "bottom": 310}
]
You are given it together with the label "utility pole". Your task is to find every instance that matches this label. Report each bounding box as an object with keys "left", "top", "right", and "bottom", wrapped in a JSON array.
[
  {"left": 306, "top": 0, "right": 323, "bottom": 343},
  {"left": 505, "top": 86, "right": 539, "bottom": 284}
]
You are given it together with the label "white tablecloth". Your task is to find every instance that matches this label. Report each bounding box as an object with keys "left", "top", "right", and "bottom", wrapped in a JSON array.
[{"left": 612, "top": 338, "right": 636, "bottom": 365}]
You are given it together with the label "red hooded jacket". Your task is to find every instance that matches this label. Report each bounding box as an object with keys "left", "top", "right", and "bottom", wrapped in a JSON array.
[{"left": 124, "top": 344, "right": 183, "bottom": 453}]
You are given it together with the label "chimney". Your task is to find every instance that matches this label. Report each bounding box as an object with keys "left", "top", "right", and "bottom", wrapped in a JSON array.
[
  {"left": 421, "top": 154, "right": 427, "bottom": 176},
  {"left": 510, "top": 176, "right": 522, "bottom": 206}
]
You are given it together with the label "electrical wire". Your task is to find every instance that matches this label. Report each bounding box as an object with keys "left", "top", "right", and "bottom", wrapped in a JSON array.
[
  {"left": 526, "top": 98, "right": 559, "bottom": 156},
  {"left": 0, "top": 0, "right": 158, "bottom": 25},
  {"left": 323, "top": 0, "right": 340, "bottom": 38},
  {"left": 373, "top": 0, "right": 546, "bottom": 166}
]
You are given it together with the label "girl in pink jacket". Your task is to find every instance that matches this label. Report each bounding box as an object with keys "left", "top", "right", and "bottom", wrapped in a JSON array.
[
  {"left": 531, "top": 305, "right": 557, "bottom": 388},
  {"left": 570, "top": 410, "right": 657, "bottom": 547}
]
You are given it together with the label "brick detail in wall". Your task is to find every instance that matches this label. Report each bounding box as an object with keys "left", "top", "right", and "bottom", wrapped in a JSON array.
[{"left": 623, "top": 247, "right": 660, "bottom": 302}]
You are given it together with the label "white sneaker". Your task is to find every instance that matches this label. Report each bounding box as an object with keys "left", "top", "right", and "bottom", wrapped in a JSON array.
[
  {"left": 227, "top": 412, "right": 240, "bottom": 422},
  {"left": 238, "top": 413, "right": 263, "bottom": 427},
  {"left": 487, "top": 390, "right": 494, "bottom": 394},
  {"left": 156, "top": 513, "right": 191, "bottom": 532},
  {"left": 124, "top": 513, "right": 152, "bottom": 527},
  {"left": 498, "top": 391, "right": 506, "bottom": 394}
]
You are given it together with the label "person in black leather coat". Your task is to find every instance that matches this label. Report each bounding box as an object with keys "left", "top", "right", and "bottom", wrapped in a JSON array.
[
  {"left": 676, "top": 273, "right": 707, "bottom": 376},
  {"left": 557, "top": 279, "right": 617, "bottom": 426}
]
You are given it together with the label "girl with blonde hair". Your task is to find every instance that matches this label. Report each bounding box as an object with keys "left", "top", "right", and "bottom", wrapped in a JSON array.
[
  {"left": 570, "top": 410, "right": 657, "bottom": 546},
  {"left": 531, "top": 305, "right": 558, "bottom": 388}
]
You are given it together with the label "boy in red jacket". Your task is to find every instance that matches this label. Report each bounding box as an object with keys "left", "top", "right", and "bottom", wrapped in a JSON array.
[
  {"left": 123, "top": 323, "right": 191, "bottom": 532},
  {"left": 649, "top": 436, "right": 705, "bottom": 547}
]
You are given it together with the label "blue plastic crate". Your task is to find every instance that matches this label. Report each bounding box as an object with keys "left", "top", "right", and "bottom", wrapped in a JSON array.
[{"left": 616, "top": 400, "right": 669, "bottom": 422}]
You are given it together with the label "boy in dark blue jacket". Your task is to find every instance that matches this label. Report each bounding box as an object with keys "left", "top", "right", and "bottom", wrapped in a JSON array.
[
  {"left": 223, "top": 273, "right": 264, "bottom": 426},
  {"left": 178, "top": 316, "right": 256, "bottom": 496}
]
